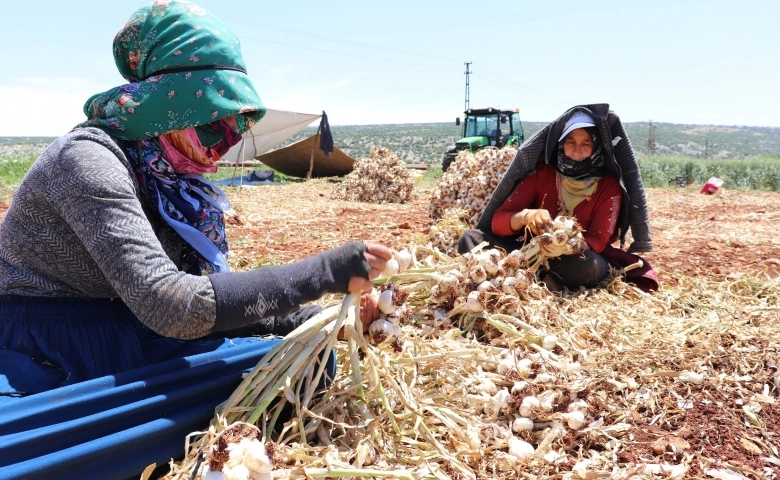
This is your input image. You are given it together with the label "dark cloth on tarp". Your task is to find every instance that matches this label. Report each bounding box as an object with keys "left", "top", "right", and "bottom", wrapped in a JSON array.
[
  {"left": 0, "top": 296, "right": 336, "bottom": 480},
  {"left": 318, "top": 111, "right": 334, "bottom": 157},
  {"left": 458, "top": 229, "right": 610, "bottom": 289},
  {"left": 600, "top": 245, "right": 659, "bottom": 292}
]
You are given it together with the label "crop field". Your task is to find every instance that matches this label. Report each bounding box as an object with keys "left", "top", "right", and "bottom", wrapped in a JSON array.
[
  {"left": 148, "top": 178, "right": 777, "bottom": 479},
  {"left": 1, "top": 142, "right": 779, "bottom": 479}
]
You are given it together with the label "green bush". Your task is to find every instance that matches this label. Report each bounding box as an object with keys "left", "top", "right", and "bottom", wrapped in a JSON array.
[{"left": 637, "top": 154, "right": 780, "bottom": 191}]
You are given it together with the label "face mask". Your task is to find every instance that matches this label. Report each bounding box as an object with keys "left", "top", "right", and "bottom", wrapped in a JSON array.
[
  {"left": 555, "top": 133, "right": 605, "bottom": 180},
  {"left": 162, "top": 116, "right": 242, "bottom": 166}
]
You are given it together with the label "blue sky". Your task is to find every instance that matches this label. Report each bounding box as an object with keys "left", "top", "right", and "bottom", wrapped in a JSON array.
[{"left": 2, "top": 0, "right": 778, "bottom": 136}]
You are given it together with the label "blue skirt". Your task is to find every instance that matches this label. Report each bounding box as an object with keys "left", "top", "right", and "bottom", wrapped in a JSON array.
[{"left": 0, "top": 296, "right": 335, "bottom": 480}]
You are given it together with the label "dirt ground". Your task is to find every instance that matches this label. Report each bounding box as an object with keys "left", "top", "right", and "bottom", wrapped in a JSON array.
[
  {"left": 219, "top": 180, "right": 780, "bottom": 285},
  {"left": 4, "top": 181, "right": 776, "bottom": 283}
]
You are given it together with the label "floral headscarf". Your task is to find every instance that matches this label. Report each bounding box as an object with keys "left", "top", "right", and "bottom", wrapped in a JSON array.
[
  {"left": 76, "top": 0, "right": 267, "bottom": 275},
  {"left": 76, "top": 0, "right": 265, "bottom": 139}
]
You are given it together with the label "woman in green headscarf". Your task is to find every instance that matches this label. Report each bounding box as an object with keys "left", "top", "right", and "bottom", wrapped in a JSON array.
[{"left": 0, "top": 2, "right": 388, "bottom": 476}]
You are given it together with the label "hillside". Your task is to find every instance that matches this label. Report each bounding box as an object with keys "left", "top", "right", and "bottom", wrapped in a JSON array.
[
  {"left": 2, "top": 122, "right": 780, "bottom": 165},
  {"left": 281, "top": 121, "right": 780, "bottom": 163}
]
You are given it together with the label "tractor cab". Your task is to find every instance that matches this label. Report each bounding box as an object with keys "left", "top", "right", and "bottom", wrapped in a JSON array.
[{"left": 442, "top": 107, "right": 524, "bottom": 171}]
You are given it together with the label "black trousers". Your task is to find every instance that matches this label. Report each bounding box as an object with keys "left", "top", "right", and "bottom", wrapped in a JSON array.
[{"left": 458, "top": 229, "right": 609, "bottom": 289}]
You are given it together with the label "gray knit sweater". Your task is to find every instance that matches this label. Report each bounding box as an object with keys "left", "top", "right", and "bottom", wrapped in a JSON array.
[{"left": 0, "top": 128, "right": 368, "bottom": 339}]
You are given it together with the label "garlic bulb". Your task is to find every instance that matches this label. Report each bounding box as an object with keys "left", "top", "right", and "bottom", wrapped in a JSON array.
[
  {"left": 242, "top": 439, "right": 273, "bottom": 474},
  {"left": 395, "top": 248, "right": 412, "bottom": 273},
  {"left": 518, "top": 396, "right": 540, "bottom": 417},
  {"left": 223, "top": 464, "right": 250, "bottom": 480},
  {"left": 465, "top": 291, "right": 483, "bottom": 312},
  {"left": 377, "top": 289, "right": 395, "bottom": 315},
  {"left": 507, "top": 437, "right": 535, "bottom": 461},
  {"left": 369, "top": 319, "right": 394, "bottom": 344},
  {"left": 516, "top": 358, "right": 533, "bottom": 378},
  {"left": 542, "top": 335, "right": 557, "bottom": 350},
  {"left": 562, "top": 410, "right": 586, "bottom": 430},
  {"left": 512, "top": 417, "right": 534, "bottom": 432},
  {"left": 469, "top": 265, "right": 488, "bottom": 284},
  {"left": 567, "top": 399, "right": 589, "bottom": 413},
  {"left": 477, "top": 280, "right": 496, "bottom": 293},
  {"left": 477, "top": 378, "right": 498, "bottom": 396},
  {"left": 511, "top": 381, "right": 528, "bottom": 393},
  {"left": 497, "top": 356, "right": 516, "bottom": 375},
  {"left": 465, "top": 428, "right": 481, "bottom": 450},
  {"left": 381, "top": 258, "right": 399, "bottom": 279}
]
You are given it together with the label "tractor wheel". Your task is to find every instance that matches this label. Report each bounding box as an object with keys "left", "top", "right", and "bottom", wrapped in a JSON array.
[{"left": 441, "top": 151, "right": 456, "bottom": 172}]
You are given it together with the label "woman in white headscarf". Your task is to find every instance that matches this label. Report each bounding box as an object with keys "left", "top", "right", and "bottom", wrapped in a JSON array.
[{"left": 460, "top": 105, "right": 657, "bottom": 292}]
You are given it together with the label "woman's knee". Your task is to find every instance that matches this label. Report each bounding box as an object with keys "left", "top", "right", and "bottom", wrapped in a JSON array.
[
  {"left": 546, "top": 252, "right": 609, "bottom": 289},
  {"left": 458, "top": 229, "right": 484, "bottom": 254}
]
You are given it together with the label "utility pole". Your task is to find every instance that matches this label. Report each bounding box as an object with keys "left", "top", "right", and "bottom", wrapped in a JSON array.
[
  {"left": 704, "top": 139, "right": 709, "bottom": 158},
  {"left": 464, "top": 62, "right": 472, "bottom": 112},
  {"left": 647, "top": 121, "right": 656, "bottom": 156}
]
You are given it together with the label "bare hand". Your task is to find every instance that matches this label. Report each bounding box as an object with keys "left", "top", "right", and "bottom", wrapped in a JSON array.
[
  {"left": 337, "top": 291, "right": 377, "bottom": 340},
  {"left": 347, "top": 242, "right": 392, "bottom": 293},
  {"left": 358, "top": 292, "right": 379, "bottom": 330},
  {"left": 518, "top": 209, "right": 552, "bottom": 236},
  {"left": 540, "top": 242, "right": 572, "bottom": 258}
]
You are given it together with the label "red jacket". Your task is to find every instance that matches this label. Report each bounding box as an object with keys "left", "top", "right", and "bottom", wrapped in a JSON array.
[{"left": 492, "top": 164, "right": 622, "bottom": 254}]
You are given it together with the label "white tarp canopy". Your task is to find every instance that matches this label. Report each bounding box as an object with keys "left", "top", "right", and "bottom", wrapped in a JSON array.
[{"left": 221, "top": 108, "right": 321, "bottom": 163}]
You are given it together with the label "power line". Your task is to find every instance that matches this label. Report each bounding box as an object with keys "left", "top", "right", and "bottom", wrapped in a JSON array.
[
  {"left": 471, "top": 72, "right": 571, "bottom": 109},
  {"left": 473, "top": 64, "right": 574, "bottom": 107},
  {"left": 236, "top": 33, "right": 462, "bottom": 73},
  {"left": 219, "top": 15, "right": 461, "bottom": 64}
]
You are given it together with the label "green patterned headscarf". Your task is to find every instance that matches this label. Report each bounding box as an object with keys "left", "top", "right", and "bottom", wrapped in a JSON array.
[{"left": 77, "top": 0, "right": 266, "bottom": 140}]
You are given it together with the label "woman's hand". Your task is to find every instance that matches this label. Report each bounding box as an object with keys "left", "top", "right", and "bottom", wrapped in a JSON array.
[
  {"left": 358, "top": 291, "right": 379, "bottom": 330},
  {"left": 510, "top": 209, "right": 552, "bottom": 236},
  {"left": 540, "top": 242, "right": 571, "bottom": 258},
  {"left": 337, "top": 290, "right": 378, "bottom": 340},
  {"left": 335, "top": 242, "right": 391, "bottom": 341},
  {"left": 347, "top": 242, "right": 392, "bottom": 293}
]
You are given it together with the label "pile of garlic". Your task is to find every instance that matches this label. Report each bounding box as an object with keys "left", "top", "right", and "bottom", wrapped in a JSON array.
[
  {"left": 426, "top": 207, "right": 470, "bottom": 256},
  {"left": 516, "top": 215, "right": 585, "bottom": 272},
  {"left": 331, "top": 146, "right": 416, "bottom": 204},
  {"left": 428, "top": 146, "right": 517, "bottom": 227},
  {"left": 429, "top": 248, "right": 544, "bottom": 316}
]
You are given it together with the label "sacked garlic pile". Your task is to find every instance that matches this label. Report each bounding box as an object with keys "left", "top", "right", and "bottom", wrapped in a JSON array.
[
  {"left": 428, "top": 146, "right": 517, "bottom": 226},
  {"left": 330, "top": 146, "right": 416, "bottom": 204}
]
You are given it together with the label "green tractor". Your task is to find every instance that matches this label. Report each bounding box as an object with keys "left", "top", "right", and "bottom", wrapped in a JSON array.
[{"left": 441, "top": 107, "right": 524, "bottom": 171}]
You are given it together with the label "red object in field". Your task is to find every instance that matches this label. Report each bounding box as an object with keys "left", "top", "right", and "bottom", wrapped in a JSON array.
[{"left": 700, "top": 177, "right": 723, "bottom": 195}]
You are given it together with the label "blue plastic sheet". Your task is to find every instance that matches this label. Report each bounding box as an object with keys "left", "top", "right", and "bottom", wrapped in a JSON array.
[{"left": 0, "top": 337, "right": 280, "bottom": 480}]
